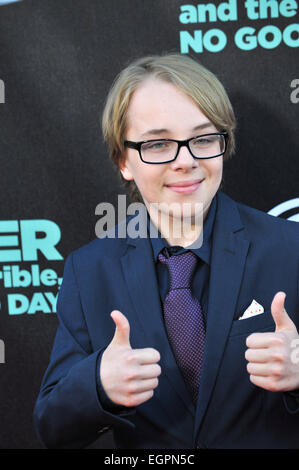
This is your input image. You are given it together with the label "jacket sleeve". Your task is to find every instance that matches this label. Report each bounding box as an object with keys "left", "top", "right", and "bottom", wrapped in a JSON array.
[{"left": 33, "top": 252, "right": 135, "bottom": 449}]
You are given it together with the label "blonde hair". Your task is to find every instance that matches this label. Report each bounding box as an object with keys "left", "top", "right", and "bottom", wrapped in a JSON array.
[{"left": 102, "top": 53, "right": 236, "bottom": 202}]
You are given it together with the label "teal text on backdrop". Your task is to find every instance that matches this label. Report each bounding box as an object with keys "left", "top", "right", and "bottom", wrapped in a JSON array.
[
  {"left": 0, "top": 220, "right": 63, "bottom": 315},
  {"left": 179, "top": 0, "right": 299, "bottom": 52}
]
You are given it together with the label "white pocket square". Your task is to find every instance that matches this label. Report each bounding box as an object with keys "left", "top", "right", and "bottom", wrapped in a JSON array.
[{"left": 239, "top": 299, "right": 264, "bottom": 320}]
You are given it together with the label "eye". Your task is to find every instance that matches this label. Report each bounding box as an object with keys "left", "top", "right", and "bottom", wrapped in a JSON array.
[
  {"left": 192, "top": 135, "right": 218, "bottom": 146},
  {"left": 142, "top": 141, "right": 172, "bottom": 152}
]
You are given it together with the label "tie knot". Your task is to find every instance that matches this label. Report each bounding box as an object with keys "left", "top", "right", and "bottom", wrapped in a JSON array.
[{"left": 158, "top": 249, "right": 198, "bottom": 290}]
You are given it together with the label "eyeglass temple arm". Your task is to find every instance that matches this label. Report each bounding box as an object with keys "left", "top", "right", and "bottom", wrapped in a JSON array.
[{"left": 124, "top": 141, "right": 138, "bottom": 149}]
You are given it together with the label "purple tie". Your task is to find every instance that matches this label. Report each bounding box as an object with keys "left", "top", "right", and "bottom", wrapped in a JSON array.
[{"left": 158, "top": 248, "right": 205, "bottom": 403}]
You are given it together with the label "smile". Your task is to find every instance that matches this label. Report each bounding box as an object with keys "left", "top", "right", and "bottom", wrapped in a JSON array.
[{"left": 165, "top": 179, "right": 204, "bottom": 194}]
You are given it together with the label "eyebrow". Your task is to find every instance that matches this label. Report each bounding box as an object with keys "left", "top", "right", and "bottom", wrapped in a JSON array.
[{"left": 140, "top": 121, "right": 215, "bottom": 139}]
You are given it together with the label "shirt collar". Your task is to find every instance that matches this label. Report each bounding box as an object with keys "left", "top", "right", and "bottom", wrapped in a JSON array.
[{"left": 147, "top": 194, "right": 217, "bottom": 265}]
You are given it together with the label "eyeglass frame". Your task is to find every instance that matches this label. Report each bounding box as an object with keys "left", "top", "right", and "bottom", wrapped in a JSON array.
[{"left": 124, "top": 131, "right": 228, "bottom": 164}]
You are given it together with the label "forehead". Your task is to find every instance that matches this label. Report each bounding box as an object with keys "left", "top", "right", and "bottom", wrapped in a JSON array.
[{"left": 126, "top": 78, "right": 212, "bottom": 138}]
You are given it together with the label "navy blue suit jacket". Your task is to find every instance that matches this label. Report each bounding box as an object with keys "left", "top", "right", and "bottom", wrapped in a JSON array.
[{"left": 34, "top": 191, "right": 299, "bottom": 449}]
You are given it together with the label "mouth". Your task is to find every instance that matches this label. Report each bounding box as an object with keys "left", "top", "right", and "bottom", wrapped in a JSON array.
[{"left": 165, "top": 178, "right": 204, "bottom": 194}]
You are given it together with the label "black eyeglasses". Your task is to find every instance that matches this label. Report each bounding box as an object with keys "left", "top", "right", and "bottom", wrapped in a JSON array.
[{"left": 124, "top": 131, "right": 228, "bottom": 164}]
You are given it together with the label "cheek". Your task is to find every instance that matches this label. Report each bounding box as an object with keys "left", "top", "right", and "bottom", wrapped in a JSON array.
[
  {"left": 205, "top": 158, "right": 223, "bottom": 180},
  {"left": 133, "top": 166, "right": 165, "bottom": 195}
]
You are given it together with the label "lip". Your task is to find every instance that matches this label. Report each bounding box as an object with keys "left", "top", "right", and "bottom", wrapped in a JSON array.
[{"left": 165, "top": 178, "right": 204, "bottom": 194}]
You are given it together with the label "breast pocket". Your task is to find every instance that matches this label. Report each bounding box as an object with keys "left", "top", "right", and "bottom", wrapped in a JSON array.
[{"left": 229, "top": 310, "right": 275, "bottom": 338}]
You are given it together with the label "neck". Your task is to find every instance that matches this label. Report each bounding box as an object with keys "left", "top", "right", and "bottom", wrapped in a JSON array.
[{"left": 147, "top": 202, "right": 210, "bottom": 248}]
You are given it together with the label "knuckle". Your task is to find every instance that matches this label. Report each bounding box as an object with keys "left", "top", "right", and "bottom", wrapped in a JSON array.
[
  {"left": 244, "top": 349, "right": 251, "bottom": 361},
  {"left": 271, "top": 350, "right": 286, "bottom": 363},
  {"left": 122, "top": 373, "right": 131, "bottom": 382},
  {"left": 271, "top": 336, "right": 284, "bottom": 347},
  {"left": 119, "top": 324, "right": 130, "bottom": 338},
  {"left": 124, "top": 351, "right": 138, "bottom": 364},
  {"left": 271, "top": 365, "right": 283, "bottom": 378},
  {"left": 123, "top": 369, "right": 138, "bottom": 382},
  {"left": 247, "top": 332, "right": 261, "bottom": 345},
  {"left": 148, "top": 348, "right": 160, "bottom": 362},
  {"left": 155, "top": 350, "right": 161, "bottom": 362},
  {"left": 152, "top": 378, "right": 159, "bottom": 389},
  {"left": 127, "top": 382, "right": 138, "bottom": 394}
]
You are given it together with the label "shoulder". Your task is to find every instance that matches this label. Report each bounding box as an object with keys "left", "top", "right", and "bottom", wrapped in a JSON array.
[
  {"left": 65, "top": 215, "right": 135, "bottom": 268},
  {"left": 238, "top": 199, "right": 298, "bottom": 240},
  {"left": 219, "top": 192, "right": 298, "bottom": 247}
]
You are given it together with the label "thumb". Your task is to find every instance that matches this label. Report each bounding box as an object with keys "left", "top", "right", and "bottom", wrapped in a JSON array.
[
  {"left": 110, "top": 310, "right": 131, "bottom": 347},
  {"left": 271, "top": 292, "right": 296, "bottom": 332}
]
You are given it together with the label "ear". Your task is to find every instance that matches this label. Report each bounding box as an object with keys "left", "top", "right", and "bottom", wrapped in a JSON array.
[{"left": 119, "top": 157, "right": 134, "bottom": 181}]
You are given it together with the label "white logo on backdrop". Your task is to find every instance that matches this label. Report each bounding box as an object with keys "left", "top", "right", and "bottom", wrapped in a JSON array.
[
  {"left": 268, "top": 198, "right": 299, "bottom": 222},
  {"left": 0, "top": 0, "right": 21, "bottom": 5}
]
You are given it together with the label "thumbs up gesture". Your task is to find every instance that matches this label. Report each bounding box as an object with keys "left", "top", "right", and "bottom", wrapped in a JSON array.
[
  {"left": 245, "top": 292, "right": 299, "bottom": 392},
  {"left": 100, "top": 310, "right": 161, "bottom": 407}
]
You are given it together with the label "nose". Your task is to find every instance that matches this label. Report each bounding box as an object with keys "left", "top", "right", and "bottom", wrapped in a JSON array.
[{"left": 170, "top": 144, "right": 198, "bottom": 170}]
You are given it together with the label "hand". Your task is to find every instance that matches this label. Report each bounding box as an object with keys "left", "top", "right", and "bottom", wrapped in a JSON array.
[
  {"left": 245, "top": 292, "right": 299, "bottom": 392},
  {"left": 100, "top": 310, "right": 161, "bottom": 407}
]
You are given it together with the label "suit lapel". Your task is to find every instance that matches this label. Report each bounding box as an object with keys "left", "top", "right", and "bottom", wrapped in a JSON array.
[
  {"left": 120, "top": 230, "right": 195, "bottom": 419},
  {"left": 193, "top": 192, "right": 250, "bottom": 444}
]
